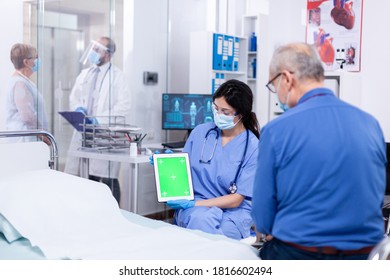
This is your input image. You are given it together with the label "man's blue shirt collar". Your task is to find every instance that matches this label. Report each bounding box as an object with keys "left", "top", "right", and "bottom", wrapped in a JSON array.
[{"left": 297, "top": 87, "right": 334, "bottom": 106}]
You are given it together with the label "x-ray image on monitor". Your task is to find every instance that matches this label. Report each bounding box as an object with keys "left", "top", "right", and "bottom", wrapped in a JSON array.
[{"left": 162, "top": 93, "right": 214, "bottom": 130}]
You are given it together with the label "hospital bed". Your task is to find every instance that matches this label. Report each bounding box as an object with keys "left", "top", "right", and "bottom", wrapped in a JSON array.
[{"left": 0, "top": 130, "right": 259, "bottom": 260}]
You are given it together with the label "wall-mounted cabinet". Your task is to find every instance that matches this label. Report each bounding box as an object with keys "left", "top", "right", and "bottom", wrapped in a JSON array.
[
  {"left": 189, "top": 16, "right": 271, "bottom": 128},
  {"left": 242, "top": 14, "right": 259, "bottom": 113},
  {"left": 242, "top": 16, "right": 257, "bottom": 82},
  {"left": 242, "top": 14, "right": 270, "bottom": 127},
  {"left": 189, "top": 31, "right": 248, "bottom": 94}
]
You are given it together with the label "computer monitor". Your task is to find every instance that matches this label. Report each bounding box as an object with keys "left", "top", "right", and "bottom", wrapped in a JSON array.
[{"left": 162, "top": 93, "right": 214, "bottom": 130}]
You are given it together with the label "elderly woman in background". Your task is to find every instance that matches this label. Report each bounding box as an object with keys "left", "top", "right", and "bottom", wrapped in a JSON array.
[{"left": 6, "top": 43, "right": 48, "bottom": 142}]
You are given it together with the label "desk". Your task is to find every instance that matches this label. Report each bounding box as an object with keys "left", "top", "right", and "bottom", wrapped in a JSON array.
[{"left": 69, "top": 148, "right": 161, "bottom": 214}]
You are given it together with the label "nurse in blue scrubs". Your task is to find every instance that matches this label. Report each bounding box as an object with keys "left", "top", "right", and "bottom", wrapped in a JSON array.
[{"left": 167, "top": 79, "right": 260, "bottom": 240}]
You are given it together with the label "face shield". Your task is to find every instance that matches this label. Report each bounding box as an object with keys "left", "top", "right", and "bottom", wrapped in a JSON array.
[{"left": 79, "top": 40, "right": 109, "bottom": 65}]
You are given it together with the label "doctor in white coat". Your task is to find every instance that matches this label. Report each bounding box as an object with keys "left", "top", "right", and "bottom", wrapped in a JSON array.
[{"left": 64, "top": 37, "right": 130, "bottom": 205}]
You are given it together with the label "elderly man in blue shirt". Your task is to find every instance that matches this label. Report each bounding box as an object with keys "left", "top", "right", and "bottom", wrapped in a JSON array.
[{"left": 252, "top": 42, "right": 386, "bottom": 260}]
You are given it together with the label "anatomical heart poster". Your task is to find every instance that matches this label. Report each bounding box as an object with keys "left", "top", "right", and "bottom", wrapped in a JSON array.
[{"left": 306, "top": 0, "right": 363, "bottom": 72}]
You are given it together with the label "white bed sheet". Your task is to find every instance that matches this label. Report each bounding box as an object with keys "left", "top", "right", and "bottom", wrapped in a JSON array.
[{"left": 0, "top": 170, "right": 258, "bottom": 260}]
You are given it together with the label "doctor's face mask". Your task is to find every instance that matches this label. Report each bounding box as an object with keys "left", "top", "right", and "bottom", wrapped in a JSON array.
[
  {"left": 88, "top": 50, "right": 101, "bottom": 65},
  {"left": 80, "top": 40, "right": 109, "bottom": 66}
]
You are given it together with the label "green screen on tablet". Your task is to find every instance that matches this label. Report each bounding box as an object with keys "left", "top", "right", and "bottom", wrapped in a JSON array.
[{"left": 153, "top": 153, "right": 194, "bottom": 202}]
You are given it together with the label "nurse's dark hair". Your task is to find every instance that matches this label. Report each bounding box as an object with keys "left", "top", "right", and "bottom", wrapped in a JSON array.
[{"left": 213, "top": 79, "right": 260, "bottom": 138}]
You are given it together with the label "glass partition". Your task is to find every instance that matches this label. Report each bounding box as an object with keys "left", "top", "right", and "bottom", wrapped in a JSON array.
[
  {"left": 21, "top": 0, "right": 213, "bottom": 212},
  {"left": 25, "top": 0, "right": 124, "bottom": 171}
]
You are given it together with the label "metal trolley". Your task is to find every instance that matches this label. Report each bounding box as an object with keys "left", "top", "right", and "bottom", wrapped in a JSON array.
[{"left": 81, "top": 115, "right": 142, "bottom": 151}]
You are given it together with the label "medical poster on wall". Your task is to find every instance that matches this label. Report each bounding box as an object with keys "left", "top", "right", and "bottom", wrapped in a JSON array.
[{"left": 306, "top": 0, "right": 363, "bottom": 72}]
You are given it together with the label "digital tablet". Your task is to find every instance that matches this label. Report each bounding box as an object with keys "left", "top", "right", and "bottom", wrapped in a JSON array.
[{"left": 153, "top": 152, "right": 194, "bottom": 202}]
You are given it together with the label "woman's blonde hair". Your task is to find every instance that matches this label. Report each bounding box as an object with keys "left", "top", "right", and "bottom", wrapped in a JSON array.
[{"left": 10, "top": 43, "right": 36, "bottom": 70}]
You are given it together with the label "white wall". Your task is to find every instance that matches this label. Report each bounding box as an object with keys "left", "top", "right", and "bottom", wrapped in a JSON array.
[
  {"left": 261, "top": 0, "right": 390, "bottom": 141},
  {"left": 123, "top": 0, "right": 213, "bottom": 144},
  {"left": 168, "top": 0, "right": 210, "bottom": 93},
  {"left": 123, "top": 0, "right": 169, "bottom": 144},
  {"left": 0, "top": 0, "right": 24, "bottom": 130},
  {"left": 267, "top": 0, "right": 307, "bottom": 51},
  {"left": 360, "top": 1, "right": 390, "bottom": 141},
  {"left": 246, "top": 0, "right": 269, "bottom": 14},
  {"left": 164, "top": 0, "right": 215, "bottom": 143}
]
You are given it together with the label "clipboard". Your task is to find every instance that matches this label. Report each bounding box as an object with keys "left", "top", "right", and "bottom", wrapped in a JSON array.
[{"left": 58, "top": 111, "right": 91, "bottom": 132}]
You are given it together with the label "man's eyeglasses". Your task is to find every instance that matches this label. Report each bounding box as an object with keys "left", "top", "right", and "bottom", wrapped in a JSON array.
[
  {"left": 265, "top": 73, "right": 282, "bottom": 93},
  {"left": 266, "top": 71, "right": 295, "bottom": 93}
]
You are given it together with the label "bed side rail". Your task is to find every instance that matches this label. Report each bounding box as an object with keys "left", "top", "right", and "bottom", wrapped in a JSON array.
[{"left": 0, "top": 130, "right": 58, "bottom": 170}]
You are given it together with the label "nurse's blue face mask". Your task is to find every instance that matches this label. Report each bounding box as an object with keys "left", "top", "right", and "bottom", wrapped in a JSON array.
[{"left": 212, "top": 104, "right": 240, "bottom": 130}]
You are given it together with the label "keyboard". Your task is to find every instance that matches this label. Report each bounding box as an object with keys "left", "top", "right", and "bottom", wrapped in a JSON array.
[{"left": 161, "top": 141, "right": 186, "bottom": 149}]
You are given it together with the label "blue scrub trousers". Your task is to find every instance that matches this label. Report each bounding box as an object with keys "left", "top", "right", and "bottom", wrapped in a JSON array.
[{"left": 174, "top": 206, "right": 243, "bottom": 240}]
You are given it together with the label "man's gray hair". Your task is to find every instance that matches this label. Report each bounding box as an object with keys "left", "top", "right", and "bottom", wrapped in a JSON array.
[{"left": 269, "top": 42, "right": 324, "bottom": 82}]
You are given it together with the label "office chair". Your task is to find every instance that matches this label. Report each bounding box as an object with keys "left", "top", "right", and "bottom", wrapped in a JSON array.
[
  {"left": 383, "top": 202, "right": 390, "bottom": 236},
  {"left": 368, "top": 237, "right": 390, "bottom": 260}
]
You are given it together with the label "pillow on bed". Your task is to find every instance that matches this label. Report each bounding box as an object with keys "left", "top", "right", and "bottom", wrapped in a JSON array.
[{"left": 0, "top": 213, "right": 22, "bottom": 243}]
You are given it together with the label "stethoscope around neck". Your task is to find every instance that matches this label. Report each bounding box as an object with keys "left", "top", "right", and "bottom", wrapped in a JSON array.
[{"left": 199, "top": 126, "right": 249, "bottom": 194}]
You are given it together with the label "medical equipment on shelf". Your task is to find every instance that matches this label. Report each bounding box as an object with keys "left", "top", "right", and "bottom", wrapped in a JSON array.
[
  {"left": 80, "top": 115, "right": 143, "bottom": 151},
  {"left": 199, "top": 126, "right": 249, "bottom": 194}
]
